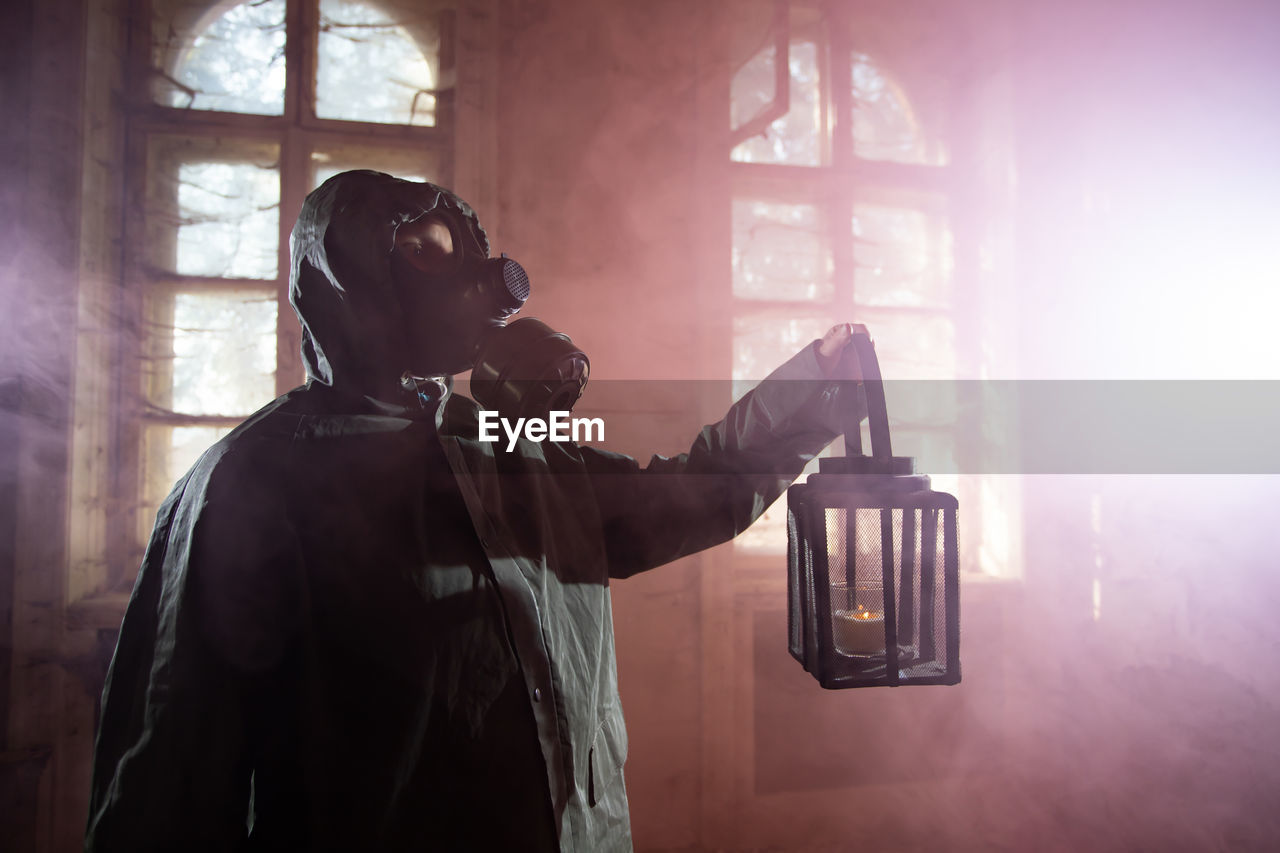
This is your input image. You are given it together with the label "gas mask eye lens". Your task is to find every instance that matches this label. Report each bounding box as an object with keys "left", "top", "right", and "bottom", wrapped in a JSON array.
[{"left": 395, "top": 217, "right": 455, "bottom": 274}]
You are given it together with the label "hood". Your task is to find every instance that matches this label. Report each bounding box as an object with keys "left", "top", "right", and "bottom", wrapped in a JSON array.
[{"left": 288, "top": 170, "right": 490, "bottom": 400}]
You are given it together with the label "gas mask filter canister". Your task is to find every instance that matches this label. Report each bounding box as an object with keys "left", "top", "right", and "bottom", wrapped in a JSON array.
[{"left": 470, "top": 317, "right": 590, "bottom": 422}]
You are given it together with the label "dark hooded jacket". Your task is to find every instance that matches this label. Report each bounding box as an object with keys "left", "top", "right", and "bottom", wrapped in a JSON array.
[{"left": 85, "top": 171, "right": 863, "bottom": 852}]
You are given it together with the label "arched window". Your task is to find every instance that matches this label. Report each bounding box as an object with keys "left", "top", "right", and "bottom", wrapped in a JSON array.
[
  {"left": 160, "top": 0, "right": 288, "bottom": 115},
  {"left": 117, "top": 0, "right": 456, "bottom": 579},
  {"left": 726, "top": 2, "right": 1015, "bottom": 579},
  {"left": 315, "top": 0, "right": 441, "bottom": 126}
]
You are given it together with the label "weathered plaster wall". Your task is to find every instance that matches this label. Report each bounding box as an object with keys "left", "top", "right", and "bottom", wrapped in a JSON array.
[
  {"left": 2, "top": 0, "right": 93, "bottom": 849},
  {"left": 4, "top": 0, "right": 1280, "bottom": 851}
]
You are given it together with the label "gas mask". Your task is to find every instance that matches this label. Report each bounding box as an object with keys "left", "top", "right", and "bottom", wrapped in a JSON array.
[
  {"left": 471, "top": 317, "right": 590, "bottom": 421},
  {"left": 391, "top": 211, "right": 588, "bottom": 420}
]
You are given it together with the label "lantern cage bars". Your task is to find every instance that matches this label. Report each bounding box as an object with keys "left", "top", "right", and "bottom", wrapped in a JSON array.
[{"left": 786, "top": 334, "right": 961, "bottom": 688}]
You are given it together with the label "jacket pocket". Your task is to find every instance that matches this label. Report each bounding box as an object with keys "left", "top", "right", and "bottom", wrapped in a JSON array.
[{"left": 587, "top": 709, "right": 628, "bottom": 808}]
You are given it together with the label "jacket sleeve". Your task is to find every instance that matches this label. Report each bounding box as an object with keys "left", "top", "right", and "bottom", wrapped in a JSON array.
[
  {"left": 582, "top": 340, "right": 865, "bottom": 578},
  {"left": 85, "top": 447, "right": 302, "bottom": 852}
]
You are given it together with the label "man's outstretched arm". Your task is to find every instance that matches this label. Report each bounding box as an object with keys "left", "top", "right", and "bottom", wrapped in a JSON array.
[{"left": 584, "top": 324, "right": 870, "bottom": 578}]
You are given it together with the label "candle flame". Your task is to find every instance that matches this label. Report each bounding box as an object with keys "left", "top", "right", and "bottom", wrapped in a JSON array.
[{"left": 835, "top": 609, "right": 883, "bottom": 621}]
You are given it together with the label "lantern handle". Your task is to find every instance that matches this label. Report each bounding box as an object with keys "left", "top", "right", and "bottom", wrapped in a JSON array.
[{"left": 843, "top": 332, "right": 893, "bottom": 462}]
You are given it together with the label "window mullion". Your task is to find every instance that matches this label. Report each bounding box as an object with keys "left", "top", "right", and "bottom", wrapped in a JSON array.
[
  {"left": 827, "top": 4, "right": 855, "bottom": 310},
  {"left": 141, "top": 413, "right": 247, "bottom": 429},
  {"left": 115, "top": 0, "right": 159, "bottom": 560},
  {"left": 108, "top": 112, "right": 156, "bottom": 582},
  {"left": 128, "top": 109, "right": 288, "bottom": 138},
  {"left": 142, "top": 274, "right": 278, "bottom": 292},
  {"left": 277, "top": 131, "right": 306, "bottom": 394},
  {"left": 277, "top": 0, "right": 312, "bottom": 394},
  {"left": 284, "top": 0, "right": 310, "bottom": 125}
]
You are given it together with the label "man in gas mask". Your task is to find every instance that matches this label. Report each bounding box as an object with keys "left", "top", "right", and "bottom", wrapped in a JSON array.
[{"left": 86, "top": 170, "right": 867, "bottom": 852}]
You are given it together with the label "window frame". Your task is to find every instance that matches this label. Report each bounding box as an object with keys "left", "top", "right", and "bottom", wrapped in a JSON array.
[
  {"left": 98, "top": 0, "right": 463, "bottom": 592},
  {"left": 696, "top": 4, "right": 1020, "bottom": 845},
  {"left": 724, "top": 3, "right": 1010, "bottom": 582}
]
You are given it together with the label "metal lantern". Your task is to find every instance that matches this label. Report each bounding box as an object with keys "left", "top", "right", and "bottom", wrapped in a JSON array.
[{"left": 787, "top": 334, "right": 960, "bottom": 688}]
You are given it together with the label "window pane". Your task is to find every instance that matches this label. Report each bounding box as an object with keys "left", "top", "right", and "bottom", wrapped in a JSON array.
[
  {"left": 152, "top": 0, "right": 286, "bottom": 115},
  {"left": 732, "top": 310, "right": 831, "bottom": 400},
  {"left": 317, "top": 0, "right": 439, "bottom": 127},
  {"left": 168, "top": 290, "right": 278, "bottom": 416},
  {"left": 310, "top": 146, "right": 445, "bottom": 190},
  {"left": 887, "top": 428, "right": 958, "bottom": 477},
  {"left": 313, "top": 165, "right": 428, "bottom": 189},
  {"left": 733, "top": 199, "right": 833, "bottom": 301},
  {"left": 729, "top": 38, "right": 779, "bottom": 131},
  {"left": 732, "top": 307, "right": 837, "bottom": 553},
  {"left": 976, "top": 476, "right": 1021, "bottom": 578},
  {"left": 852, "top": 204, "right": 952, "bottom": 309},
  {"left": 176, "top": 162, "right": 280, "bottom": 277},
  {"left": 140, "top": 423, "right": 234, "bottom": 540},
  {"left": 859, "top": 312, "right": 955, "bottom": 380},
  {"left": 731, "top": 41, "right": 824, "bottom": 166},
  {"left": 146, "top": 137, "right": 281, "bottom": 279},
  {"left": 850, "top": 53, "right": 948, "bottom": 166}
]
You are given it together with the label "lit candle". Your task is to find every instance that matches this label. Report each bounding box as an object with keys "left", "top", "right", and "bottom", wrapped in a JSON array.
[{"left": 833, "top": 606, "right": 886, "bottom": 655}]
